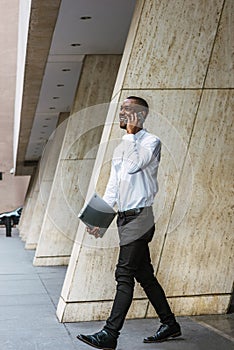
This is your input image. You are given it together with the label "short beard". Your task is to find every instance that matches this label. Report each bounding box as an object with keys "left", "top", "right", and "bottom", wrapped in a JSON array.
[{"left": 119, "top": 122, "right": 127, "bottom": 129}]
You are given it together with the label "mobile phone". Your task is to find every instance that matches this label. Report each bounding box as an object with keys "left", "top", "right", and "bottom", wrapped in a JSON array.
[{"left": 137, "top": 112, "right": 144, "bottom": 123}]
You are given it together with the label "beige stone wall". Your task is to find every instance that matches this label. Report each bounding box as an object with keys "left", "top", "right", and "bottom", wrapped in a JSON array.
[
  {"left": 71, "top": 55, "right": 122, "bottom": 113},
  {"left": 57, "top": 0, "right": 233, "bottom": 321}
]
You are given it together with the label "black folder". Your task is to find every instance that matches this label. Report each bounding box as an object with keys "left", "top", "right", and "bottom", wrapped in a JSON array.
[{"left": 78, "top": 193, "right": 116, "bottom": 237}]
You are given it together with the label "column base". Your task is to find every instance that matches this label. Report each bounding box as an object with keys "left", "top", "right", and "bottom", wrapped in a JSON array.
[
  {"left": 56, "top": 297, "right": 148, "bottom": 323},
  {"left": 147, "top": 294, "right": 231, "bottom": 317},
  {"left": 25, "top": 243, "right": 37, "bottom": 250},
  {"left": 33, "top": 255, "right": 70, "bottom": 266},
  {"left": 56, "top": 294, "right": 231, "bottom": 323}
]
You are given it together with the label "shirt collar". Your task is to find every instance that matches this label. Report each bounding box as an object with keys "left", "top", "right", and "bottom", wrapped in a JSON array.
[{"left": 135, "top": 128, "right": 146, "bottom": 140}]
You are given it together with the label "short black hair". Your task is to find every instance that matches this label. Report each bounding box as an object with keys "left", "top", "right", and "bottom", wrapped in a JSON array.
[{"left": 126, "top": 96, "right": 149, "bottom": 114}]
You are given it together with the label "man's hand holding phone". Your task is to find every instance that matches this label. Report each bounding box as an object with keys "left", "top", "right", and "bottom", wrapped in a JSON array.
[{"left": 126, "top": 112, "right": 144, "bottom": 134}]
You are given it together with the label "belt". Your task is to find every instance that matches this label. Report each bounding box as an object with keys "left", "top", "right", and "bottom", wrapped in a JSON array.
[{"left": 118, "top": 207, "right": 144, "bottom": 218}]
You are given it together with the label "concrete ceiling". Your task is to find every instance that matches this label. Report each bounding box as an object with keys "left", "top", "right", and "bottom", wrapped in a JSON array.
[{"left": 16, "top": 0, "right": 136, "bottom": 174}]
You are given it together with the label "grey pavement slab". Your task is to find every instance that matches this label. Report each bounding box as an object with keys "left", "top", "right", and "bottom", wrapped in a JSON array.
[
  {"left": 191, "top": 314, "right": 234, "bottom": 341},
  {"left": 67, "top": 316, "right": 234, "bottom": 350},
  {"left": 0, "top": 228, "right": 233, "bottom": 350}
]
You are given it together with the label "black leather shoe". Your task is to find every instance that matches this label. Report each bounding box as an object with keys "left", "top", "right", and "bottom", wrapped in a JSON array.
[
  {"left": 143, "top": 322, "right": 181, "bottom": 343},
  {"left": 77, "top": 329, "right": 117, "bottom": 349}
]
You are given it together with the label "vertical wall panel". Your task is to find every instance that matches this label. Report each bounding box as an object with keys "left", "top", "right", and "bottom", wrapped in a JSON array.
[
  {"left": 205, "top": 0, "right": 234, "bottom": 88},
  {"left": 157, "top": 90, "right": 234, "bottom": 296},
  {"left": 123, "top": 0, "right": 223, "bottom": 88}
]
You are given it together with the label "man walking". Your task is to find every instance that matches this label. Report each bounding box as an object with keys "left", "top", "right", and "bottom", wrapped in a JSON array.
[{"left": 77, "top": 96, "right": 181, "bottom": 349}]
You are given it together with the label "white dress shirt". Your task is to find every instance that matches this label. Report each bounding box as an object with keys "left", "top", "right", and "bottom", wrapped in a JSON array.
[{"left": 103, "top": 129, "right": 161, "bottom": 212}]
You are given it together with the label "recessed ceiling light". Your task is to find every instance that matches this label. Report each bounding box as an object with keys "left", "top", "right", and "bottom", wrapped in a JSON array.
[
  {"left": 53, "top": 96, "right": 60, "bottom": 99},
  {"left": 62, "top": 68, "right": 71, "bottom": 72},
  {"left": 71, "top": 43, "right": 81, "bottom": 47},
  {"left": 80, "top": 16, "right": 92, "bottom": 20},
  {"left": 43, "top": 125, "right": 48, "bottom": 128},
  {"left": 49, "top": 107, "right": 56, "bottom": 110},
  {"left": 57, "top": 84, "right": 64, "bottom": 87}
]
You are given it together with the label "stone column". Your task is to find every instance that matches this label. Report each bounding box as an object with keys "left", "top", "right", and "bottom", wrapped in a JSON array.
[
  {"left": 18, "top": 166, "right": 39, "bottom": 241},
  {"left": 18, "top": 168, "right": 36, "bottom": 233},
  {"left": 57, "top": 0, "right": 233, "bottom": 322},
  {"left": 33, "top": 55, "right": 121, "bottom": 265},
  {"left": 25, "top": 114, "right": 68, "bottom": 249}
]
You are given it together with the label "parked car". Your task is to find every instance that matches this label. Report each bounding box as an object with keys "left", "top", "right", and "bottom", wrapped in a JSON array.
[{"left": 0, "top": 207, "right": 23, "bottom": 236}]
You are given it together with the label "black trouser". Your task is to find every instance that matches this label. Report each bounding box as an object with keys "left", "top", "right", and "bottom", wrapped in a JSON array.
[{"left": 104, "top": 223, "right": 175, "bottom": 338}]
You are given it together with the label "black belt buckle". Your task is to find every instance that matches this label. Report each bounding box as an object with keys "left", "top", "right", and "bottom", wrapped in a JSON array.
[
  {"left": 122, "top": 207, "right": 142, "bottom": 217},
  {"left": 125, "top": 209, "right": 135, "bottom": 217}
]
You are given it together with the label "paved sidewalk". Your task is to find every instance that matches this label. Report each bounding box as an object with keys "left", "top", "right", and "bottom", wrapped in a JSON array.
[{"left": 0, "top": 228, "right": 233, "bottom": 350}]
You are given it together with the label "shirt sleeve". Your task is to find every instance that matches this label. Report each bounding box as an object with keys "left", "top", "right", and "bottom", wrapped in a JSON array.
[
  {"left": 122, "top": 133, "right": 161, "bottom": 174},
  {"left": 103, "top": 161, "right": 118, "bottom": 208}
]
